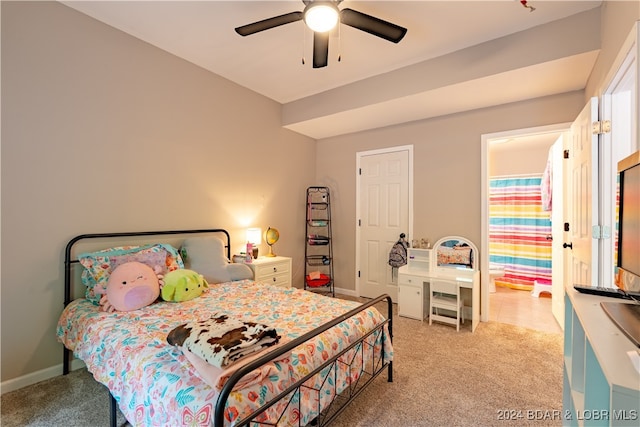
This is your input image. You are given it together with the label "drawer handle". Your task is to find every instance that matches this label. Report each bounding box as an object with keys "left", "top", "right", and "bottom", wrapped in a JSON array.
[
  {"left": 407, "top": 279, "right": 412, "bottom": 283},
  {"left": 272, "top": 277, "right": 276, "bottom": 282},
  {"left": 272, "top": 267, "right": 277, "bottom": 272}
]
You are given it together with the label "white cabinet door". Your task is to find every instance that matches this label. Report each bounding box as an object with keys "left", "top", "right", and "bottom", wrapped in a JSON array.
[{"left": 398, "top": 283, "right": 423, "bottom": 320}]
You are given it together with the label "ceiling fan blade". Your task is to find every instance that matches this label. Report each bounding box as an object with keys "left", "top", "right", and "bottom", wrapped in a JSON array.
[
  {"left": 313, "top": 32, "right": 329, "bottom": 68},
  {"left": 235, "top": 11, "right": 303, "bottom": 36},
  {"left": 340, "top": 8, "right": 407, "bottom": 43}
]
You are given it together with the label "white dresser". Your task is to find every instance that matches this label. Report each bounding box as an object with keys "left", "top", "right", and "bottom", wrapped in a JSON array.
[
  {"left": 247, "top": 256, "right": 292, "bottom": 289},
  {"left": 398, "top": 238, "right": 480, "bottom": 332}
]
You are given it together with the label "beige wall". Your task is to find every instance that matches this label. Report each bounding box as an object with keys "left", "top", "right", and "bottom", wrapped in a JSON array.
[
  {"left": 586, "top": 1, "right": 640, "bottom": 99},
  {"left": 316, "top": 92, "right": 585, "bottom": 293},
  {"left": 1, "top": 2, "right": 315, "bottom": 382},
  {"left": 314, "top": 2, "right": 640, "bottom": 297},
  {"left": 2, "top": 1, "right": 639, "bottom": 387},
  {"left": 490, "top": 137, "right": 557, "bottom": 177}
]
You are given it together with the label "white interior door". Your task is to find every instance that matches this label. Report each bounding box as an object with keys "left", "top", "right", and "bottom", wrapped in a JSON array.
[
  {"left": 566, "top": 98, "right": 599, "bottom": 289},
  {"left": 357, "top": 147, "right": 411, "bottom": 300},
  {"left": 551, "top": 134, "right": 566, "bottom": 328}
]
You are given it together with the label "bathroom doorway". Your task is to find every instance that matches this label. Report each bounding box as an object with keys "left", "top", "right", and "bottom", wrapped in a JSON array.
[{"left": 480, "top": 124, "right": 569, "bottom": 331}]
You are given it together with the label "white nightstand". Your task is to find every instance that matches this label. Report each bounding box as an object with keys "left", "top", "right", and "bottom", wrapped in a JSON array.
[{"left": 246, "top": 256, "right": 292, "bottom": 289}]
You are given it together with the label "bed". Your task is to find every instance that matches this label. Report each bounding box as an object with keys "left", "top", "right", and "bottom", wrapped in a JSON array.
[{"left": 57, "top": 229, "right": 393, "bottom": 427}]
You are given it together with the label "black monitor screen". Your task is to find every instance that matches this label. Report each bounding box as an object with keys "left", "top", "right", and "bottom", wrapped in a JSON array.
[{"left": 619, "top": 162, "right": 640, "bottom": 277}]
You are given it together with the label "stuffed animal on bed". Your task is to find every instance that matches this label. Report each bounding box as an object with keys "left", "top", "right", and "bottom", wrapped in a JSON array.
[
  {"left": 99, "top": 261, "right": 162, "bottom": 312},
  {"left": 161, "top": 269, "right": 208, "bottom": 302}
]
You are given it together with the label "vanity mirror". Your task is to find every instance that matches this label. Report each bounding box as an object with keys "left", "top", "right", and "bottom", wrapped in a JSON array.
[{"left": 433, "top": 235, "right": 478, "bottom": 272}]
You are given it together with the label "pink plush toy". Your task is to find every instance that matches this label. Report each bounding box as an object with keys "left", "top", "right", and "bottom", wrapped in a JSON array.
[{"left": 99, "top": 261, "right": 162, "bottom": 312}]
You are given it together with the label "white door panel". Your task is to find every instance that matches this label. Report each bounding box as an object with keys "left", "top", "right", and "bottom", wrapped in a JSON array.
[
  {"left": 358, "top": 148, "right": 411, "bottom": 300},
  {"left": 567, "top": 98, "right": 599, "bottom": 289},
  {"left": 551, "top": 135, "right": 565, "bottom": 329}
]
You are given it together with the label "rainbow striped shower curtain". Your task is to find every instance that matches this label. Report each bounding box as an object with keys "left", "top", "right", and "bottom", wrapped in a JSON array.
[{"left": 489, "top": 176, "right": 552, "bottom": 290}]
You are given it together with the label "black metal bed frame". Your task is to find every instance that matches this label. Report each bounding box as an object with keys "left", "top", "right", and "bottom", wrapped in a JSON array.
[{"left": 62, "top": 228, "right": 393, "bottom": 427}]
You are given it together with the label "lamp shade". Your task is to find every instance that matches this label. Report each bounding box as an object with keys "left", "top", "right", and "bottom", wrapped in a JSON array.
[
  {"left": 304, "top": 3, "right": 339, "bottom": 33},
  {"left": 246, "top": 228, "right": 262, "bottom": 245}
]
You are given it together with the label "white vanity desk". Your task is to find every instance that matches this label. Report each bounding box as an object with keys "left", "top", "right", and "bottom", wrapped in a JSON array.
[{"left": 397, "top": 236, "right": 480, "bottom": 332}]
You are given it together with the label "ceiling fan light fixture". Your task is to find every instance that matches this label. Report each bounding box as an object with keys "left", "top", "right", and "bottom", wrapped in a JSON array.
[{"left": 303, "top": 3, "right": 339, "bottom": 33}]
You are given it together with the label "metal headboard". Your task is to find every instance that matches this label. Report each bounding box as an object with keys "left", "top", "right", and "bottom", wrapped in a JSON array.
[{"left": 62, "top": 228, "right": 230, "bottom": 375}]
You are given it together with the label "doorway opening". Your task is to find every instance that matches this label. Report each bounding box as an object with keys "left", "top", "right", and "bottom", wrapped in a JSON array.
[{"left": 481, "top": 124, "right": 569, "bottom": 332}]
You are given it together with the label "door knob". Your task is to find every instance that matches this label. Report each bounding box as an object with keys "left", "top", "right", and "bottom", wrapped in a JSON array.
[{"left": 563, "top": 242, "right": 573, "bottom": 249}]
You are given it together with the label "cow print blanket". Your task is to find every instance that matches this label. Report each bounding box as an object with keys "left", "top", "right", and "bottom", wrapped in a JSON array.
[{"left": 167, "top": 314, "right": 280, "bottom": 368}]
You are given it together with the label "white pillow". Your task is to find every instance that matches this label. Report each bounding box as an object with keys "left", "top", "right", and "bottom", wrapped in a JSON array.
[
  {"left": 181, "top": 237, "right": 252, "bottom": 283},
  {"left": 227, "top": 263, "right": 254, "bottom": 281},
  {"left": 181, "top": 237, "right": 230, "bottom": 282}
]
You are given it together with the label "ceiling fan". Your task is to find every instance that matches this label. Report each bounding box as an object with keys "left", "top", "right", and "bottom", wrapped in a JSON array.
[{"left": 234, "top": 0, "right": 408, "bottom": 68}]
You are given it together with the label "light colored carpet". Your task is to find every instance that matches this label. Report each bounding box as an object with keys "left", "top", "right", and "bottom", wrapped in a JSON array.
[
  {"left": 331, "top": 318, "right": 563, "bottom": 427},
  {"left": 1, "top": 308, "right": 563, "bottom": 427}
]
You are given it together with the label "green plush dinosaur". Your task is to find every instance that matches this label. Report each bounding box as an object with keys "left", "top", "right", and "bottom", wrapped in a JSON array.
[{"left": 161, "top": 269, "right": 208, "bottom": 302}]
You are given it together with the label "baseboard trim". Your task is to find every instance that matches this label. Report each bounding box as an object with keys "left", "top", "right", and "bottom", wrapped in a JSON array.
[
  {"left": 1, "top": 359, "right": 86, "bottom": 395},
  {"left": 333, "top": 286, "right": 357, "bottom": 297}
]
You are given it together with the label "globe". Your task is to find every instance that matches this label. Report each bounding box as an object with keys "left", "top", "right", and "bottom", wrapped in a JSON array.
[{"left": 264, "top": 227, "right": 280, "bottom": 257}]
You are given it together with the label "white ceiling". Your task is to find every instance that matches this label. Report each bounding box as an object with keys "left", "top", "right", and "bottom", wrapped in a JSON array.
[{"left": 61, "top": 0, "right": 603, "bottom": 139}]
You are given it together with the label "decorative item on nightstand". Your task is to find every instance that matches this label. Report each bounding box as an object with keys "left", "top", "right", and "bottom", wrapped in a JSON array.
[
  {"left": 246, "top": 227, "right": 261, "bottom": 259},
  {"left": 245, "top": 242, "right": 253, "bottom": 263},
  {"left": 263, "top": 227, "right": 280, "bottom": 257}
]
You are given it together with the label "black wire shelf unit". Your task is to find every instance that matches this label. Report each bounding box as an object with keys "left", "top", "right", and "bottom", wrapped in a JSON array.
[{"left": 304, "top": 186, "right": 334, "bottom": 296}]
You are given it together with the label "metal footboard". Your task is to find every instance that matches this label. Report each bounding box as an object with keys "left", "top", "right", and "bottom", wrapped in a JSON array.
[
  {"left": 103, "top": 294, "right": 392, "bottom": 427},
  {"left": 214, "top": 294, "right": 393, "bottom": 426}
]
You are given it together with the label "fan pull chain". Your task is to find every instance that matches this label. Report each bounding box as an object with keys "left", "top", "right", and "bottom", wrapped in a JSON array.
[
  {"left": 301, "top": 24, "right": 306, "bottom": 65},
  {"left": 337, "top": 22, "right": 342, "bottom": 63}
]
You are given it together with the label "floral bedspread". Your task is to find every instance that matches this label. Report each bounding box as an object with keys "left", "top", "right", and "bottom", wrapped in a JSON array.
[{"left": 57, "top": 280, "right": 393, "bottom": 426}]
